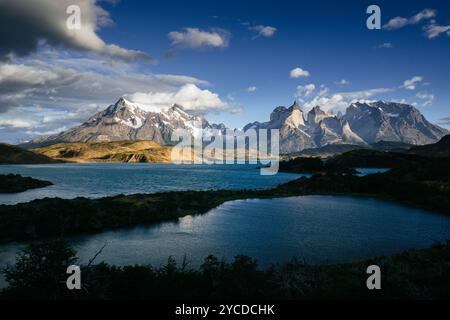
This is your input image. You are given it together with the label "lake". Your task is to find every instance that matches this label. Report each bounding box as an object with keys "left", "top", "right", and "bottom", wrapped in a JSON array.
[
  {"left": 0, "top": 163, "right": 302, "bottom": 205},
  {"left": 1, "top": 195, "right": 450, "bottom": 285},
  {"left": 1, "top": 164, "right": 448, "bottom": 289}
]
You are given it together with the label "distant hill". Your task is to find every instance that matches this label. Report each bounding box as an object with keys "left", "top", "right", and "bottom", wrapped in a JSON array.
[
  {"left": 282, "top": 141, "right": 413, "bottom": 159},
  {"left": 369, "top": 140, "right": 413, "bottom": 152},
  {"left": 327, "top": 149, "right": 426, "bottom": 169},
  {"left": 32, "top": 140, "right": 173, "bottom": 163},
  {"left": 408, "top": 135, "right": 450, "bottom": 158},
  {"left": 0, "top": 143, "right": 61, "bottom": 164},
  {"left": 283, "top": 144, "right": 366, "bottom": 159}
]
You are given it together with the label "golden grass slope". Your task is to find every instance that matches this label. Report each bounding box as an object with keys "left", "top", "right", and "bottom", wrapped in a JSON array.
[
  {"left": 0, "top": 143, "right": 61, "bottom": 164},
  {"left": 32, "top": 140, "right": 173, "bottom": 163}
]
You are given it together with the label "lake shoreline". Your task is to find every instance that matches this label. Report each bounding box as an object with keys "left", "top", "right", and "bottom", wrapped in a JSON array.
[{"left": 0, "top": 164, "right": 449, "bottom": 244}]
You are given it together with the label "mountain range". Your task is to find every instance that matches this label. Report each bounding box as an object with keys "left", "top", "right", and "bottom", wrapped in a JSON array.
[
  {"left": 245, "top": 101, "right": 448, "bottom": 153},
  {"left": 22, "top": 98, "right": 448, "bottom": 154}
]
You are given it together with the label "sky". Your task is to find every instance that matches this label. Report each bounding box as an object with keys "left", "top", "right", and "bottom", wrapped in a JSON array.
[{"left": 0, "top": 0, "right": 449, "bottom": 143}]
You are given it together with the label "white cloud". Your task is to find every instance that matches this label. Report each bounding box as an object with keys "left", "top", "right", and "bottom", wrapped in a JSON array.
[
  {"left": 403, "top": 76, "right": 423, "bottom": 90},
  {"left": 297, "top": 86, "right": 394, "bottom": 114},
  {"left": 410, "top": 9, "right": 437, "bottom": 24},
  {"left": 335, "top": 79, "right": 350, "bottom": 85},
  {"left": 230, "top": 107, "right": 243, "bottom": 115},
  {"left": 168, "top": 28, "right": 230, "bottom": 49},
  {"left": 0, "top": 118, "right": 35, "bottom": 129},
  {"left": 0, "top": 0, "right": 153, "bottom": 62},
  {"left": 423, "top": 22, "right": 450, "bottom": 39},
  {"left": 128, "top": 84, "right": 228, "bottom": 112},
  {"left": 375, "top": 42, "right": 393, "bottom": 49},
  {"left": 416, "top": 91, "right": 435, "bottom": 107},
  {"left": 246, "top": 86, "right": 257, "bottom": 92},
  {"left": 249, "top": 25, "right": 277, "bottom": 38},
  {"left": 383, "top": 8, "right": 436, "bottom": 30},
  {"left": 290, "top": 67, "right": 310, "bottom": 78},
  {"left": 0, "top": 54, "right": 229, "bottom": 142},
  {"left": 295, "top": 84, "right": 316, "bottom": 98},
  {"left": 0, "top": 59, "right": 207, "bottom": 113},
  {"left": 384, "top": 17, "right": 409, "bottom": 30}
]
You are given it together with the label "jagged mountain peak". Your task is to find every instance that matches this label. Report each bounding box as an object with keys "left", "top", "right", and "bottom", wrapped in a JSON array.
[
  {"left": 244, "top": 100, "right": 447, "bottom": 154},
  {"left": 23, "top": 97, "right": 227, "bottom": 148},
  {"left": 21, "top": 98, "right": 448, "bottom": 154},
  {"left": 309, "top": 105, "right": 326, "bottom": 115},
  {"left": 289, "top": 100, "right": 302, "bottom": 111}
]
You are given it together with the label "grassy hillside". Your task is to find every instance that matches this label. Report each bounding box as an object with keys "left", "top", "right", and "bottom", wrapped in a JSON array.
[
  {"left": 32, "top": 140, "right": 174, "bottom": 163},
  {"left": 0, "top": 143, "right": 61, "bottom": 165}
]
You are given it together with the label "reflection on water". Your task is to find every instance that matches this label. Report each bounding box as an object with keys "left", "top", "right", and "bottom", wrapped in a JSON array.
[{"left": 2, "top": 195, "right": 450, "bottom": 290}]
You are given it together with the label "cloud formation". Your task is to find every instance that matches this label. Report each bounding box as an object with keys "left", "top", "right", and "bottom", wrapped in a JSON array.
[
  {"left": 403, "top": 76, "right": 423, "bottom": 90},
  {"left": 438, "top": 117, "right": 450, "bottom": 126},
  {"left": 128, "top": 84, "right": 228, "bottom": 112},
  {"left": 290, "top": 67, "right": 310, "bottom": 78},
  {"left": 249, "top": 25, "right": 277, "bottom": 39},
  {"left": 294, "top": 82, "right": 394, "bottom": 114},
  {"left": 416, "top": 91, "right": 435, "bottom": 107},
  {"left": 423, "top": 22, "right": 450, "bottom": 39},
  {"left": 168, "top": 28, "right": 230, "bottom": 49},
  {"left": 335, "top": 79, "right": 350, "bottom": 86},
  {"left": 0, "top": 0, "right": 153, "bottom": 62},
  {"left": 383, "top": 9, "right": 436, "bottom": 30},
  {"left": 295, "top": 84, "right": 316, "bottom": 98},
  {"left": 0, "top": 54, "right": 228, "bottom": 142},
  {"left": 375, "top": 42, "right": 393, "bottom": 49}
]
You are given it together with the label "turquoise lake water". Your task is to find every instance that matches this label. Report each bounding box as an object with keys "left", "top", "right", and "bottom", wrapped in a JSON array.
[{"left": 0, "top": 164, "right": 448, "bottom": 289}]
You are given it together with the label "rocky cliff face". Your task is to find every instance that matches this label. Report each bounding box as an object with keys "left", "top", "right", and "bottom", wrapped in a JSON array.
[
  {"left": 343, "top": 101, "right": 447, "bottom": 145},
  {"left": 24, "top": 98, "right": 448, "bottom": 154},
  {"left": 24, "top": 97, "right": 226, "bottom": 148},
  {"left": 245, "top": 101, "right": 447, "bottom": 154}
]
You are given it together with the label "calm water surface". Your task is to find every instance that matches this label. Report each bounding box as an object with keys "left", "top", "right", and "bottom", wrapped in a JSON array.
[
  {"left": 1, "top": 195, "right": 449, "bottom": 288},
  {"left": 1, "top": 164, "right": 447, "bottom": 289},
  {"left": 0, "top": 163, "right": 302, "bottom": 205}
]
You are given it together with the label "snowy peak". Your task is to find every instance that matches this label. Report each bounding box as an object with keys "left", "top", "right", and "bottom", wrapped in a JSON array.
[
  {"left": 244, "top": 100, "right": 447, "bottom": 154},
  {"left": 24, "top": 98, "right": 448, "bottom": 153},
  {"left": 27, "top": 97, "right": 228, "bottom": 147},
  {"left": 343, "top": 101, "right": 448, "bottom": 145},
  {"left": 88, "top": 97, "right": 148, "bottom": 129}
]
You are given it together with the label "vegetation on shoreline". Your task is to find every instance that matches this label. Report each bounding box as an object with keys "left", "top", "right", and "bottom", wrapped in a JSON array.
[
  {"left": 1, "top": 239, "right": 449, "bottom": 299},
  {"left": 277, "top": 157, "right": 358, "bottom": 174},
  {"left": 0, "top": 153, "right": 449, "bottom": 243},
  {"left": 0, "top": 143, "right": 61, "bottom": 165},
  {"left": 0, "top": 174, "right": 53, "bottom": 194}
]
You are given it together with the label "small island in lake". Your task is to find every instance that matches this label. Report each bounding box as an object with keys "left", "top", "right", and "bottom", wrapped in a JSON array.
[{"left": 0, "top": 174, "right": 53, "bottom": 194}]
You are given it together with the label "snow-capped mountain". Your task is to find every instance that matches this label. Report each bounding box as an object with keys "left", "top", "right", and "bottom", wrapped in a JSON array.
[
  {"left": 244, "top": 101, "right": 448, "bottom": 154},
  {"left": 342, "top": 101, "right": 447, "bottom": 145},
  {"left": 24, "top": 98, "right": 448, "bottom": 154},
  {"left": 24, "top": 97, "right": 226, "bottom": 148}
]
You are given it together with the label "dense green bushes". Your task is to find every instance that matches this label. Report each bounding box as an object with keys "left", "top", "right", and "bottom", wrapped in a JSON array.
[{"left": 2, "top": 240, "right": 450, "bottom": 299}]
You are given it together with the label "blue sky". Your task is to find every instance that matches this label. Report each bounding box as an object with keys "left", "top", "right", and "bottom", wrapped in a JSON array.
[
  {"left": 0, "top": 0, "right": 449, "bottom": 143},
  {"left": 97, "top": 0, "right": 450, "bottom": 127}
]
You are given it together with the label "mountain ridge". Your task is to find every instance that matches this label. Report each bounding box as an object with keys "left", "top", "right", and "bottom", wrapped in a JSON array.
[{"left": 21, "top": 98, "right": 448, "bottom": 154}]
